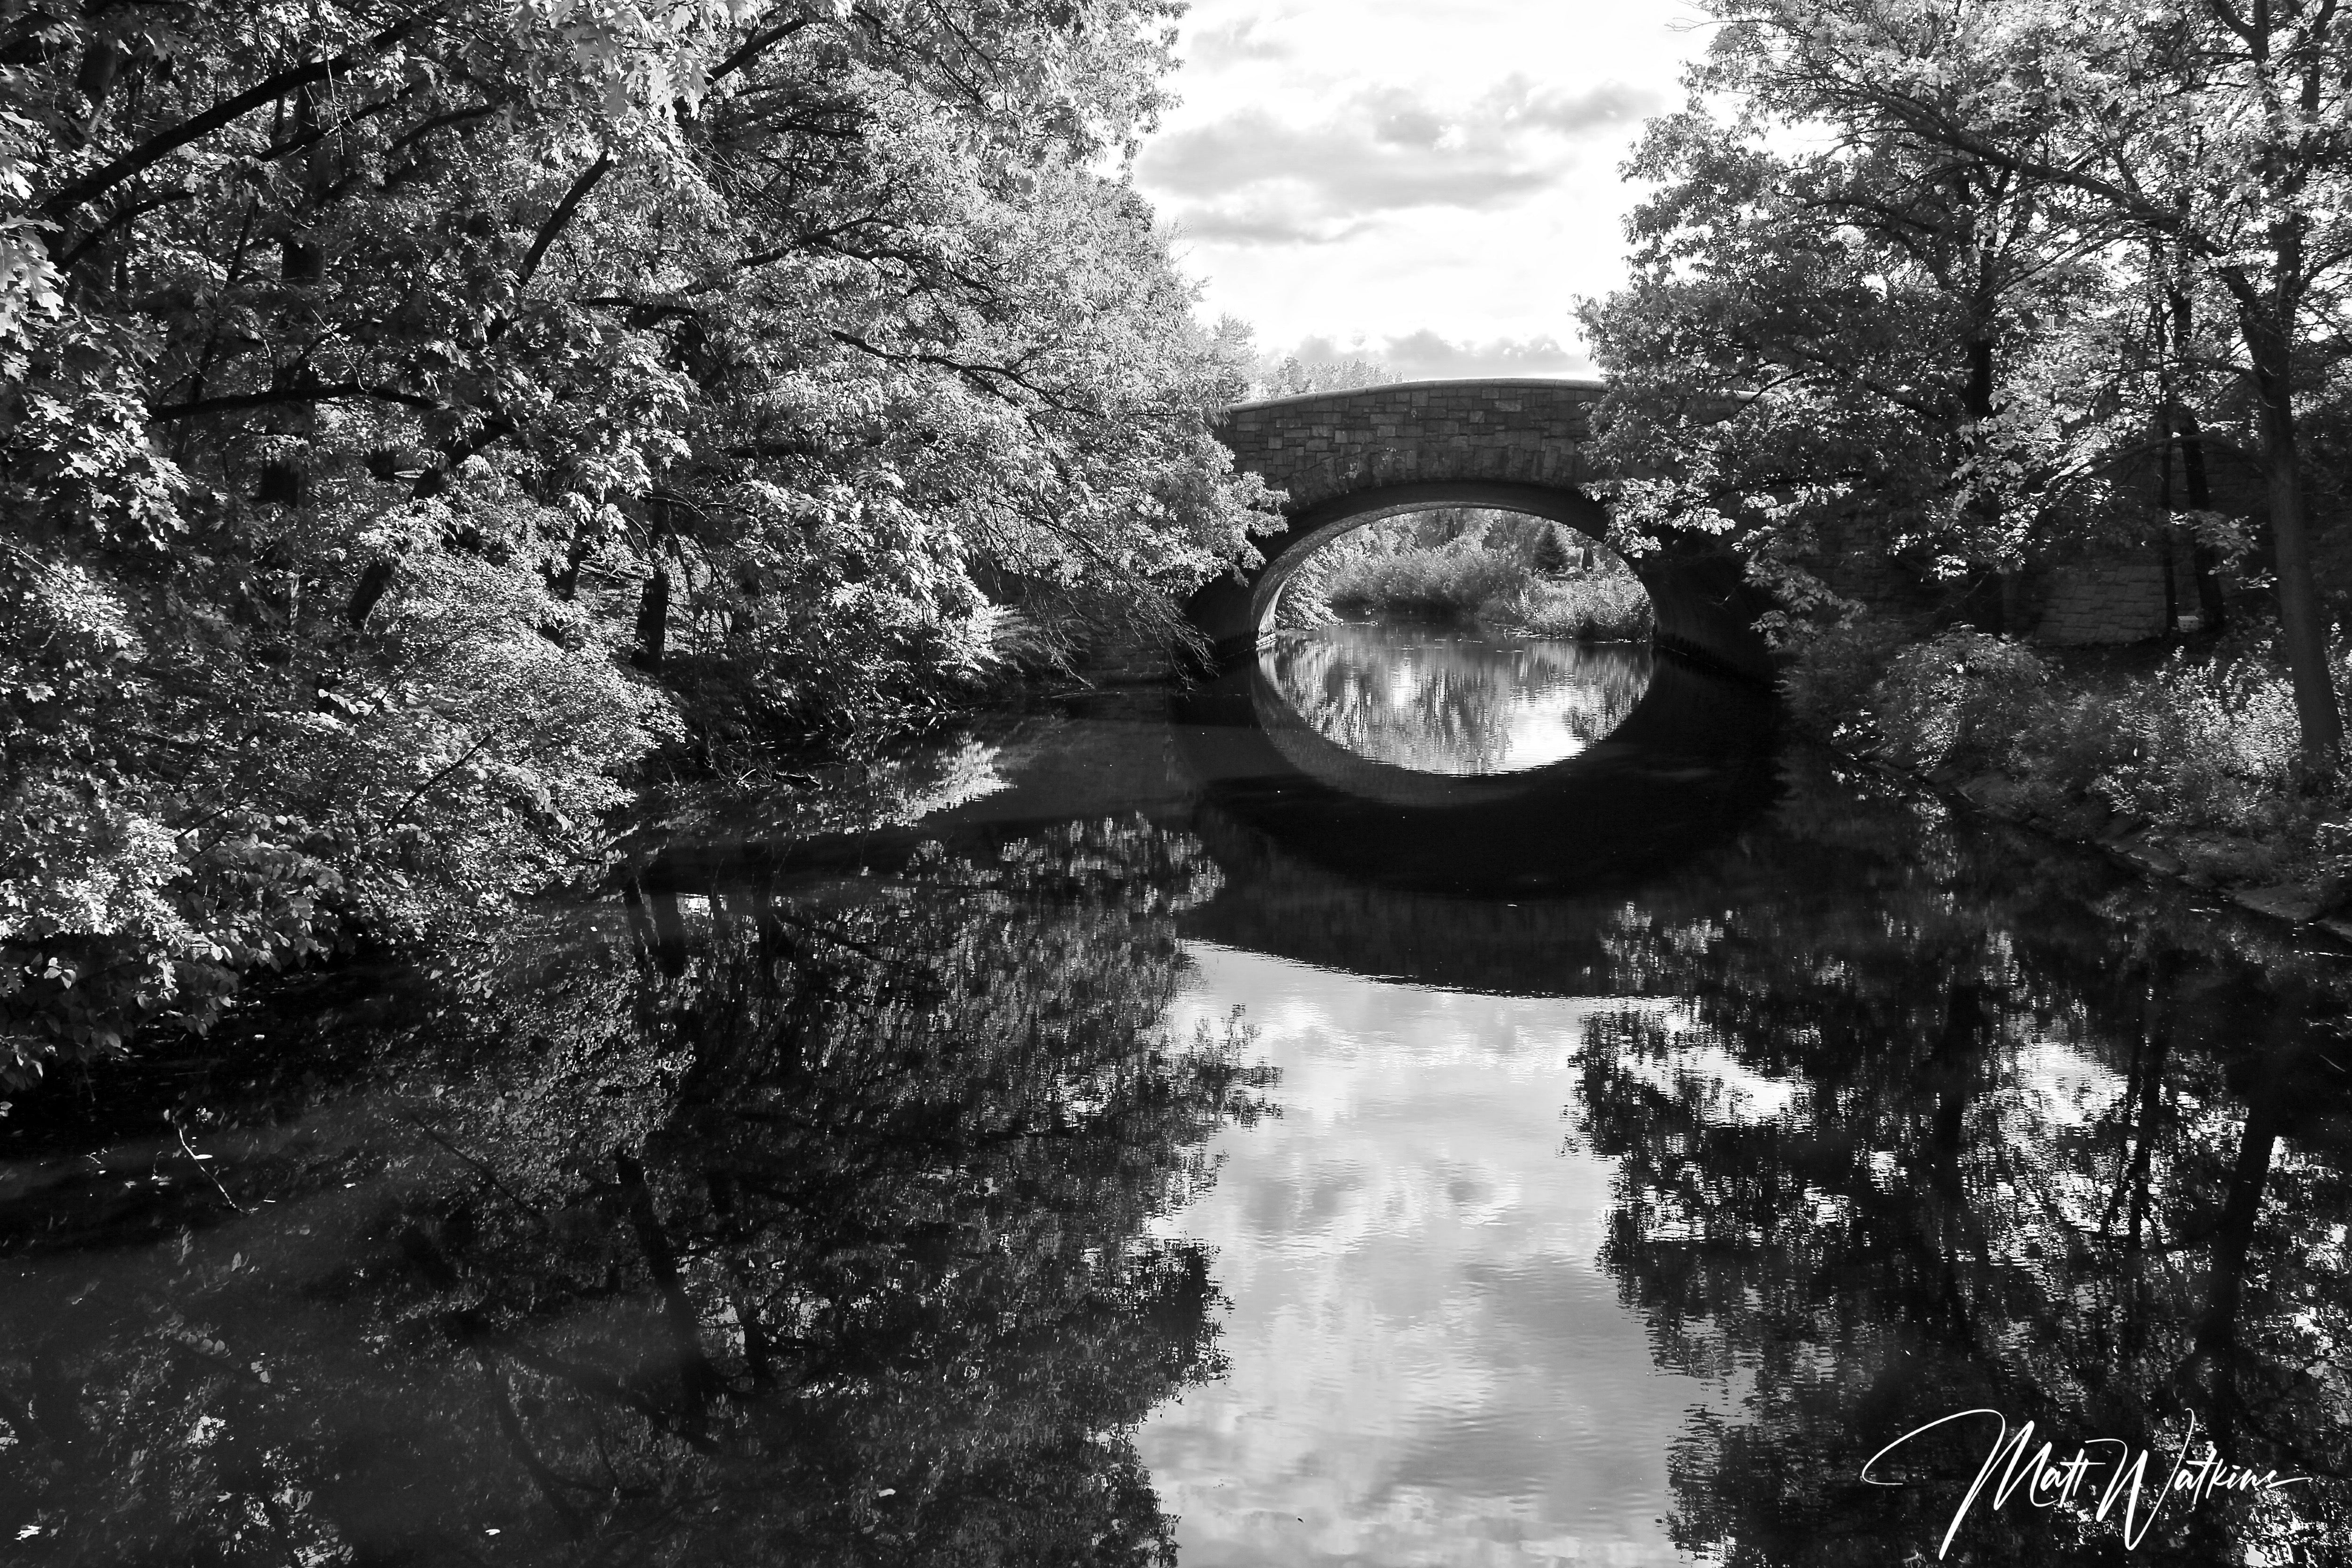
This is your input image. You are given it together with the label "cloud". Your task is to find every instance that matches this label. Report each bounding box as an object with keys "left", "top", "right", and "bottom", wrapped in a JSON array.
[
  {"left": 1178, "top": 206, "right": 1375, "bottom": 246},
  {"left": 1139, "top": 76, "right": 1661, "bottom": 245},
  {"left": 1377, "top": 329, "right": 1592, "bottom": 379},
  {"left": 1184, "top": 15, "right": 1292, "bottom": 67},
  {"left": 1142, "top": 106, "right": 1556, "bottom": 211},
  {"left": 1272, "top": 331, "right": 1594, "bottom": 380},
  {"left": 1140, "top": 951, "right": 1708, "bottom": 1565},
  {"left": 1498, "top": 77, "right": 1659, "bottom": 136}
]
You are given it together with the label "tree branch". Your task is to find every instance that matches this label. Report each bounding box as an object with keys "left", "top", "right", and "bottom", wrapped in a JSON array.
[
  {"left": 148, "top": 381, "right": 440, "bottom": 422},
  {"left": 706, "top": 14, "right": 820, "bottom": 87},
  {"left": 41, "top": 10, "right": 439, "bottom": 221},
  {"left": 827, "top": 328, "right": 1089, "bottom": 415},
  {"left": 513, "top": 150, "right": 614, "bottom": 299}
]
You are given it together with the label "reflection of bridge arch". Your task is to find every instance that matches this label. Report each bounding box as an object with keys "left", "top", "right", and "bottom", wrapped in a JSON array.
[
  {"left": 1172, "top": 655, "right": 1781, "bottom": 901},
  {"left": 1249, "top": 635, "right": 1656, "bottom": 808},
  {"left": 1189, "top": 381, "right": 1772, "bottom": 679}
]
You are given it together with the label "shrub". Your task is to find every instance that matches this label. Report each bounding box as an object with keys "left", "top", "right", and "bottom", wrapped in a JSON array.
[
  {"left": 1868, "top": 631, "right": 2051, "bottom": 773},
  {"left": 2018, "top": 648, "right": 2335, "bottom": 836},
  {"left": 1320, "top": 539, "right": 1526, "bottom": 618},
  {"left": 1479, "top": 574, "right": 1652, "bottom": 641},
  {"left": 1777, "top": 615, "right": 1909, "bottom": 743},
  {"left": 1787, "top": 611, "right": 2352, "bottom": 882}
]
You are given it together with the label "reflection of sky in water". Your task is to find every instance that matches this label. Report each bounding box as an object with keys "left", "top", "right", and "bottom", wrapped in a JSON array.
[
  {"left": 1139, "top": 943, "right": 1734, "bottom": 1567},
  {"left": 1260, "top": 626, "right": 1653, "bottom": 776}
]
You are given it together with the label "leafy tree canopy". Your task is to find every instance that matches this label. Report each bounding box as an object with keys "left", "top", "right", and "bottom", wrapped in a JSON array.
[{"left": 0, "top": 0, "right": 1279, "bottom": 1080}]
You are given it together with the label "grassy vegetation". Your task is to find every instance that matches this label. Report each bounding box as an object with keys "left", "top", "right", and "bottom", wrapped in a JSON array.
[
  {"left": 1478, "top": 575, "right": 1653, "bottom": 641},
  {"left": 1321, "top": 541, "right": 1525, "bottom": 618},
  {"left": 1284, "top": 509, "right": 1653, "bottom": 642}
]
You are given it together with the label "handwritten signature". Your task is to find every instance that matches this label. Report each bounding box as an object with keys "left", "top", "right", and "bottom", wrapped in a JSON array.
[{"left": 1861, "top": 1408, "right": 2308, "bottom": 1557}]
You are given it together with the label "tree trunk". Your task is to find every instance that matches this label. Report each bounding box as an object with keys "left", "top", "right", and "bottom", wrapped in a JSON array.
[
  {"left": 1961, "top": 334, "right": 2011, "bottom": 634},
  {"left": 2164, "top": 286, "right": 2228, "bottom": 633},
  {"left": 278, "top": 81, "right": 327, "bottom": 283},
  {"left": 345, "top": 558, "right": 396, "bottom": 626},
  {"left": 2240, "top": 312, "right": 2341, "bottom": 772},
  {"left": 614, "top": 1149, "right": 719, "bottom": 1440},
  {"left": 2193, "top": 1023, "right": 2304, "bottom": 1372},
  {"left": 2170, "top": 410, "right": 2229, "bottom": 633},
  {"left": 633, "top": 561, "right": 671, "bottom": 671},
  {"left": 546, "top": 532, "right": 589, "bottom": 601},
  {"left": 2153, "top": 400, "right": 2179, "bottom": 633}
]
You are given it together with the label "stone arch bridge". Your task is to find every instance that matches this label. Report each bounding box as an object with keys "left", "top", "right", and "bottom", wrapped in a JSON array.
[{"left": 1186, "top": 378, "right": 1774, "bottom": 679}]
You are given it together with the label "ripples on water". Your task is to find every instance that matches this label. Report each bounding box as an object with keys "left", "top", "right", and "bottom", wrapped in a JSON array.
[{"left": 3, "top": 626, "right": 2349, "bottom": 1567}]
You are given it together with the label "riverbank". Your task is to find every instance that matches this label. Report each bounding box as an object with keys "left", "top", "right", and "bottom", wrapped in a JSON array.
[
  {"left": 1297, "top": 565, "right": 1652, "bottom": 643},
  {"left": 1783, "top": 616, "right": 2352, "bottom": 940},
  {"left": 1275, "top": 511, "right": 1655, "bottom": 643}
]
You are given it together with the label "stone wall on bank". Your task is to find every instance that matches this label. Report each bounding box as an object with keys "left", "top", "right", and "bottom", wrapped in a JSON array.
[{"left": 2034, "top": 552, "right": 2175, "bottom": 646}]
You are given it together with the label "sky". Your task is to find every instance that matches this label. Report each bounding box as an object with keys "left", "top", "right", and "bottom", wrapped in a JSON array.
[{"left": 1131, "top": 0, "right": 1714, "bottom": 378}]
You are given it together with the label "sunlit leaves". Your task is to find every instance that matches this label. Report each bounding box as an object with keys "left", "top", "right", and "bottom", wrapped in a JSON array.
[{"left": 0, "top": 0, "right": 1264, "bottom": 1075}]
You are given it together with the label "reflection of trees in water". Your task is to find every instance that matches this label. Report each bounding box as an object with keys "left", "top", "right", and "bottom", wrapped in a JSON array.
[
  {"left": 1260, "top": 626, "right": 1653, "bottom": 775},
  {"left": 0, "top": 817, "right": 1274, "bottom": 1567},
  {"left": 1567, "top": 761, "right": 2352, "bottom": 1566}
]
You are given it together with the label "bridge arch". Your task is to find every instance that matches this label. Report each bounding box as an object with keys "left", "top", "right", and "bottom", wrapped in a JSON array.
[{"left": 1189, "top": 378, "right": 1772, "bottom": 679}]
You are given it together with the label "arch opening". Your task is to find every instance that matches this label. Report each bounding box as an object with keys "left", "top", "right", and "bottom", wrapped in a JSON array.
[
  {"left": 1191, "top": 480, "right": 1775, "bottom": 684},
  {"left": 1252, "top": 500, "right": 1656, "bottom": 780},
  {"left": 1264, "top": 504, "right": 1649, "bottom": 641},
  {"left": 1244, "top": 484, "right": 1621, "bottom": 641}
]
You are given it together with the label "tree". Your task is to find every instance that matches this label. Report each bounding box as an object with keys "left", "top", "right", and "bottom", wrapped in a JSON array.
[
  {"left": 1671, "top": 0, "right": 2352, "bottom": 766},
  {"left": 0, "top": 2, "right": 1277, "bottom": 1079},
  {"left": 1582, "top": 121, "right": 2116, "bottom": 636}
]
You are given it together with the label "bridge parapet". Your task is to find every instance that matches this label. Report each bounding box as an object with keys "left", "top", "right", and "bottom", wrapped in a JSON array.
[{"left": 1219, "top": 378, "right": 1607, "bottom": 513}]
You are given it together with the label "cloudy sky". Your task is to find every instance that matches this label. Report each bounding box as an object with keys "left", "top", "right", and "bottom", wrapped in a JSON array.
[{"left": 1133, "top": 0, "right": 1711, "bottom": 378}]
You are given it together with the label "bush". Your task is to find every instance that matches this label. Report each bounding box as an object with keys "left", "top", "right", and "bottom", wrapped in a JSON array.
[
  {"left": 2017, "top": 649, "right": 2328, "bottom": 836},
  {"left": 1785, "top": 611, "right": 2352, "bottom": 883},
  {"left": 1868, "top": 631, "right": 2051, "bottom": 773},
  {"left": 1776, "top": 615, "right": 1909, "bottom": 743},
  {"left": 1320, "top": 540, "right": 1527, "bottom": 618},
  {"left": 1479, "top": 574, "right": 1652, "bottom": 641},
  {"left": 1283, "top": 513, "right": 1653, "bottom": 641}
]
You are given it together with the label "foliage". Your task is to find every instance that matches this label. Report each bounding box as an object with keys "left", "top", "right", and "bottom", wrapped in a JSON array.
[
  {"left": 1581, "top": 0, "right": 2352, "bottom": 763},
  {"left": 1247, "top": 346, "right": 1400, "bottom": 400},
  {"left": 1320, "top": 536, "right": 1527, "bottom": 620},
  {"left": 1480, "top": 572, "right": 1653, "bottom": 641},
  {"left": 1868, "top": 628, "right": 2052, "bottom": 773},
  {"left": 1789, "top": 614, "right": 2352, "bottom": 865},
  {"left": 0, "top": 1, "right": 1277, "bottom": 1079},
  {"left": 1278, "top": 509, "right": 1651, "bottom": 641}
]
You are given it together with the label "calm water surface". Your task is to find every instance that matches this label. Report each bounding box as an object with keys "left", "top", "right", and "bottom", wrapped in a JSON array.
[
  {"left": 4, "top": 625, "right": 2350, "bottom": 1567},
  {"left": 1257, "top": 624, "right": 1652, "bottom": 775}
]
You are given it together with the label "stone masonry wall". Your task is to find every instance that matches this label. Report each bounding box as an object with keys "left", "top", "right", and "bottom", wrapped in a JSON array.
[
  {"left": 2034, "top": 551, "right": 2171, "bottom": 646},
  {"left": 1217, "top": 379, "right": 1606, "bottom": 513}
]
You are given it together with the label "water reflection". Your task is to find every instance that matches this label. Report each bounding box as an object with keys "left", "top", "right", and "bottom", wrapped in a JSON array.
[
  {"left": 0, "top": 816, "right": 1271, "bottom": 1565},
  {"left": 1561, "top": 783, "right": 2352, "bottom": 1566},
  {"left": 5, "top": 685, "right": 2352, "bottom": 1566},
  {"left": 1153, "top": 750, "right": 2352, "bottom": 1566},
  {"left": 1258, "top": 624, "right": 1652, "bottom": 775},
  {"left": 1138, "top": 950, "right": 1732, "bottom": 1564}
]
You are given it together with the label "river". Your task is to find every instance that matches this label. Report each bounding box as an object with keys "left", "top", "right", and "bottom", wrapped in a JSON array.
[{"left": 2, "top": 623, "right": 2348, "bottom": 1566}]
